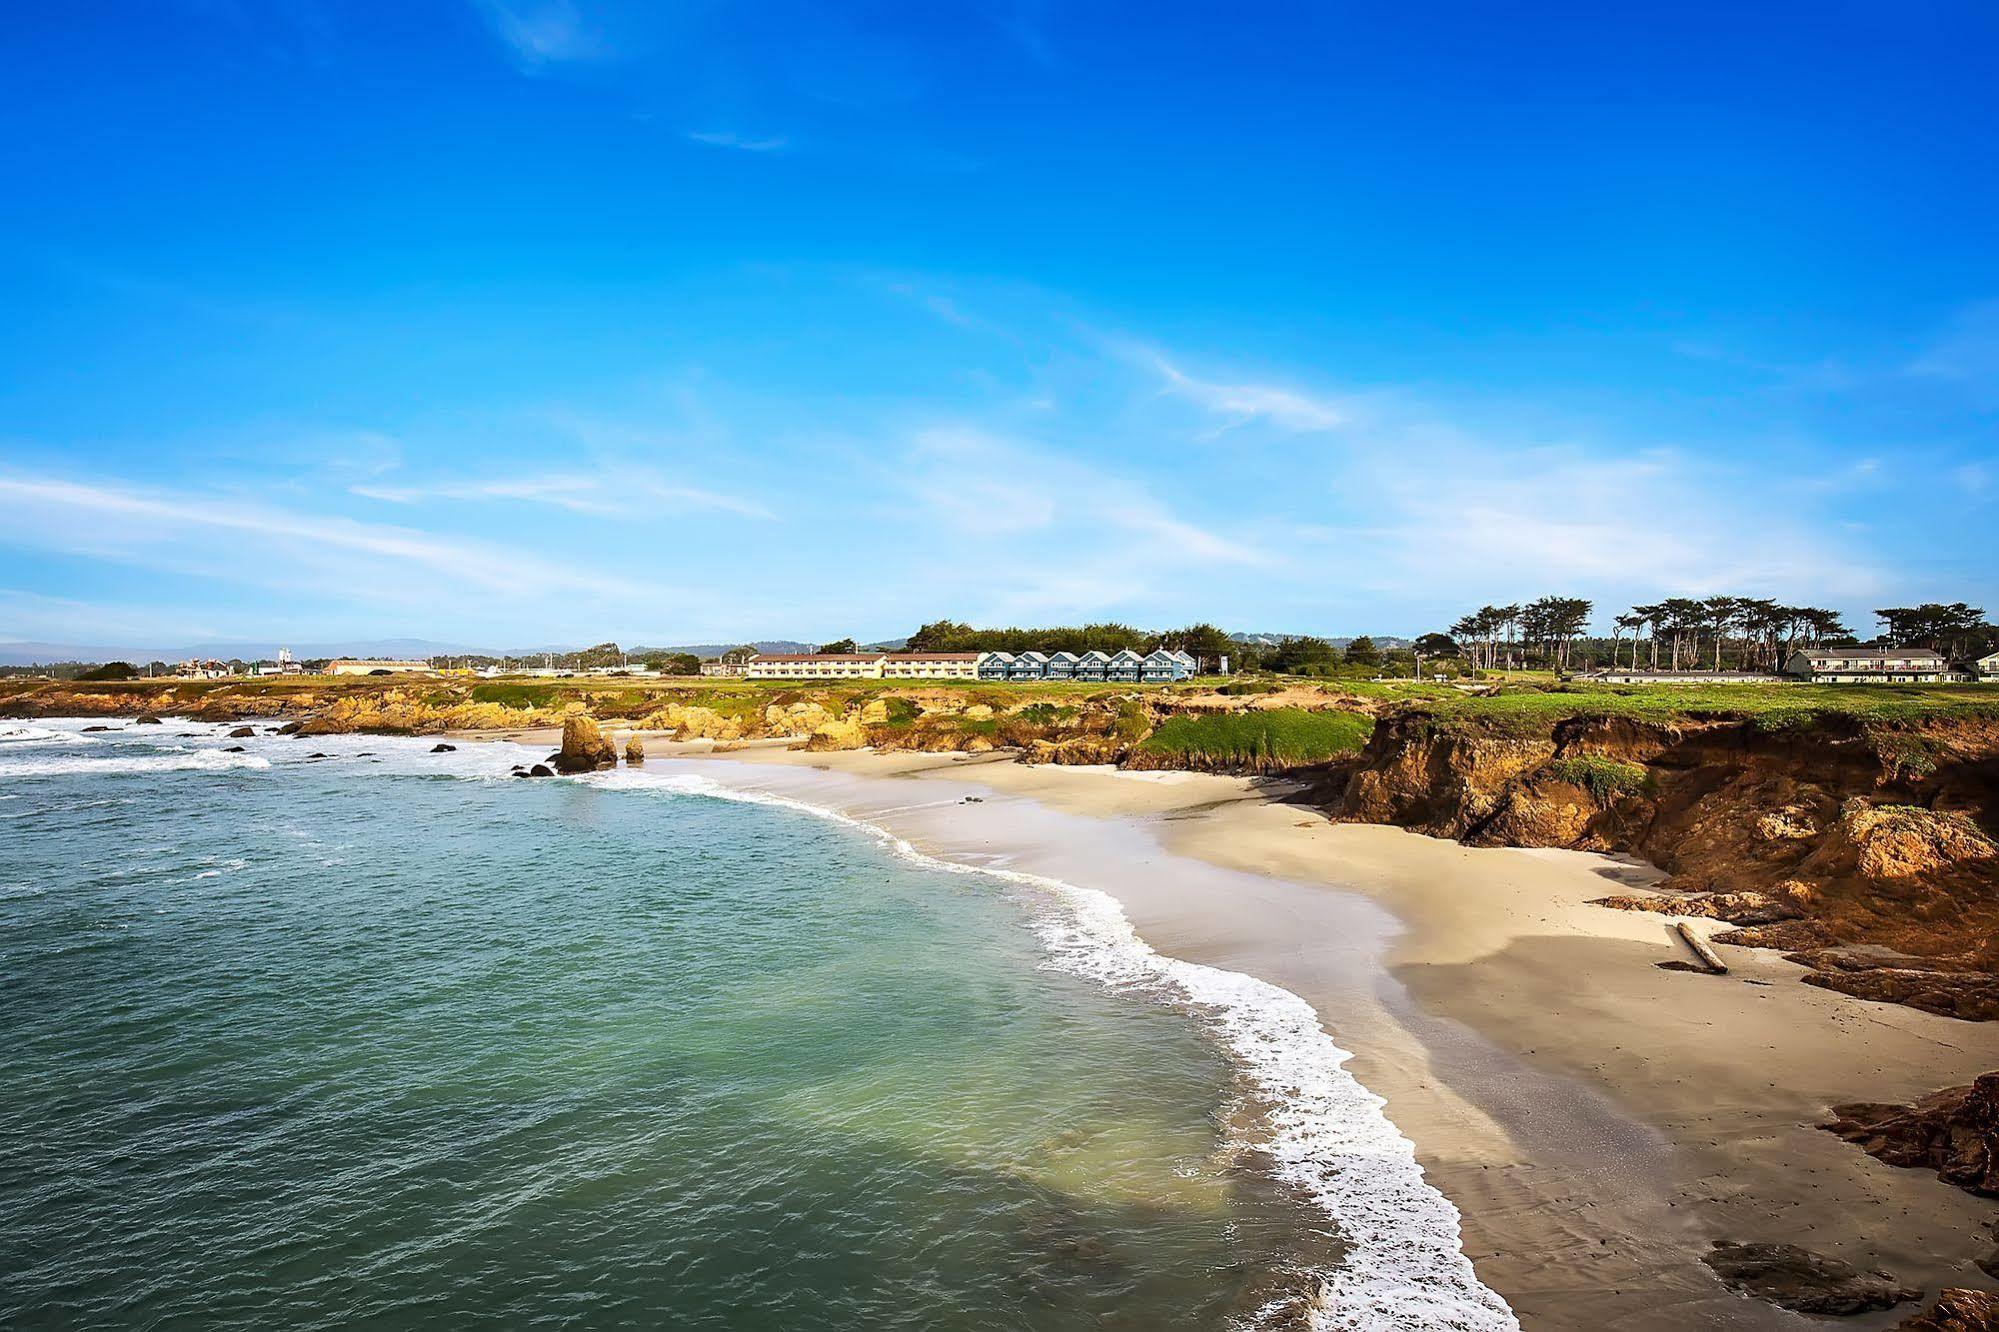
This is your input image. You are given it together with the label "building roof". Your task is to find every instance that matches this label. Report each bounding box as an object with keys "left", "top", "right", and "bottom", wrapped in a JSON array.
[
  {"left": 751, "top": 653, "right": 886, "bottom": 663},
  {"left": 881, "top": 652, "right": 980, "bottom": 662},
  {"left": 1108, "top": 648, "right": 1145, "bottom": 662},
  {"left": 1796, "top": 647, "right": 1945, "bottom": 662},
  {"left": 1075, "top": 650, "right": 1111, "bottom": 663}
]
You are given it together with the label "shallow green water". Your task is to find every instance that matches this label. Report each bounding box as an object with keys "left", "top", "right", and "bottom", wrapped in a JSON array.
[{"left": 0, "top": 723, "right": 1318, "bottom": 1329}]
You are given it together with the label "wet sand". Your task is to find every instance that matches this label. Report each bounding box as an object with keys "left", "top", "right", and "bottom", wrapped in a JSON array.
[{"left": 459, "top": 730, "right": 1999, "bottom": 1329}]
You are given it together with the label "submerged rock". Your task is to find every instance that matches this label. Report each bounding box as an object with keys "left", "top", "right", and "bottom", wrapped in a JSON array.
[
  {"left": 1822, "top": 1072, "right": 1999, "bottom": 1196},
  {"left": 81, "top": 725, "right": 115, "bottom": 732},
  {"left": 135, "top": 714, "right": 162, "bottom": 725},
  {"left": 555, "top": 714, "right": 616, "bottom": 774},
  {"left": 1701, "top": 1241, "right": 1916, "bottom": 1315},
  {"left": 624, "top": 735, "right": 644, "bottom": 765},
  {"left": 221, "top": 745, "right": 246, "bottom": 753},
  {"left": 228, "top": 726, "right": 256, "bottom": 738},
  {"left": 529, "top": 763, "right": 554, "bottom": 777}
]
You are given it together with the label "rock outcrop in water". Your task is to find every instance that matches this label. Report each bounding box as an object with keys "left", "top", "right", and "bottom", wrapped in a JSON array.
[
  {"left": 555, "top": 713, "right": 617, "bottom": 773},
  {"left": 624, "top": 735, "right": 644, "bottom": 765},
  {"left": 1822, "top": 1072, "right": 1999, "bottom": 1196}
]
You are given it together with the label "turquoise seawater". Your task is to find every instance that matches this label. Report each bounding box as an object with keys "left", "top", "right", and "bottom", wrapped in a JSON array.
[{"left": 0, "top": 721, "right": 1328, "bottom": 1330}]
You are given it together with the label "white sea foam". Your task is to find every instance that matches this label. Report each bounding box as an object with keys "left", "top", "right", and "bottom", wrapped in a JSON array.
[
  {"left": 597, "top": 766, "right": 1520, "bottom": 1332},
  {"left": 0, "top": 724, "right": 68, "bottom": 745},
  {"left": 0, "top": 749, "right": 273, "bottom": 779}
]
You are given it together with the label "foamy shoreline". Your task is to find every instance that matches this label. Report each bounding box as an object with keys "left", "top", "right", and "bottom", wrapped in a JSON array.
[
  {"left": 20, "top": 717, "right": 1999, "bottom": 1329},
  {"left": 604, "top": 737, "right": 1999, "bottom": 1332}
]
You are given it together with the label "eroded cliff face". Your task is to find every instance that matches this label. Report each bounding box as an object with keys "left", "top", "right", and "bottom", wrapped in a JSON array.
[{"left": 1326, "top": 712, "right": 1999, "bottom": 1018}]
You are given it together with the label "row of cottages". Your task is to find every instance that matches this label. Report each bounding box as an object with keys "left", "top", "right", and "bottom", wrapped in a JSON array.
[
  {"left": 741, "top": 652, "right": 983, "bottom": 681},
  {"left": 1782, "top": 647, "right": 1967, "bottom": 684},
  {"left": 976, "top": 649, "right": 1196, "bottom": 682}
]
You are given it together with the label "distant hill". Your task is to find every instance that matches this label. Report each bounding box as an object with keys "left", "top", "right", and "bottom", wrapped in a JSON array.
[{"left": 0, "top": 638, "right": 488, "bottom": 667}]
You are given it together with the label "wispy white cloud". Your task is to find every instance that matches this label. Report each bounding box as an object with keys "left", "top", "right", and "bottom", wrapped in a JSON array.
[
  {"left": 474, "top": 0, "right": 605, "bottom": 67},
  {"left": 352, "top": 469, "right": 775, "bottom": 521},
  {"left": 686, "top": 130, "right": 790, "bottom": 153},
  {"left": 0, "top": 472, "right": 651, "bottom": 606},
  {"left": 884, "top": 425, "right": 1276, "bottom": 621},
  {"left": 1146, "top": 350, "right": 1349, "bottom": 434}
]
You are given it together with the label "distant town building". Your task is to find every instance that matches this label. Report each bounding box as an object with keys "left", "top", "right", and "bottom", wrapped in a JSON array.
[
  {"left": 700, "top": 647, "right": 760, "bottom": 678},
  {"left": 1579, "top": 669, "right": 1787, "bottom": 685},
  {"left": 176, "top": 659, "right": 231, "bottom": 679},
  {"left": 1782, "top": 647, "right": 1954, "bottom": 684},
  {"left": 325, "top": 659, "right": 437, "bottom": 677},
  {"left": 256, "top": 647, "right": 303, "bottom": 677}
]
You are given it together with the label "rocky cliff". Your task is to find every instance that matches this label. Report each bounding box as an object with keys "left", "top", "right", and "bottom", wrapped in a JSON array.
[{"left": 1323, "top": 709, "right": 1999, "bottom": 1018}]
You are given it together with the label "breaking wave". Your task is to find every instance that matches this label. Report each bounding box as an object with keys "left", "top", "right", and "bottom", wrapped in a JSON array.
[{"left": 593, "top": 765, "right": 1520, "bottom": 1332}]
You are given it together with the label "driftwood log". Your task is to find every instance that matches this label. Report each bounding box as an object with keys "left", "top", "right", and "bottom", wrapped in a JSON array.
[{"left": 1676, "top": 921, "right": 1729, "bottom": 974}]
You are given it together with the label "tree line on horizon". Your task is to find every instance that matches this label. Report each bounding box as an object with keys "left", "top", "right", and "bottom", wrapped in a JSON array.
[{"left": 1447, "top": 597, "right": 1995, "bottom": 673}]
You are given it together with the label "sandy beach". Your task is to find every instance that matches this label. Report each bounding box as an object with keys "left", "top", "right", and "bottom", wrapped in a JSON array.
[{"left": 458, "top": 732, "right": 1999, "bottom": 1332}]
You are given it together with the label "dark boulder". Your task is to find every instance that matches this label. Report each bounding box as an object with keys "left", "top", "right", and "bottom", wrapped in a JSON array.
[
  {"left": 228, "top": 726, "right": 256, "bottom": 738},
  {"left": 135, "top": 714, "right": 162, "bottom": 725},
  {"left": 276, "top": 720, "right": 303, "bottom": 735},
  {"left": 1701, "top": 1241, "right": 1916, "bottom": 1315},
  {"left": 82, "top": 725, "right": 115, "bottom": 732},
  {"left": 1823, "top": 1072, "right": 1999, "bottom": 1196},
  {"left": 530, "top": 763, "right": 554, "bottom": 777},
  {"left": 221, "top": 745, "right": 246, "bottom": 753},
  {"left": 431, "top": 743, "right": 456, "bottom": 753}
]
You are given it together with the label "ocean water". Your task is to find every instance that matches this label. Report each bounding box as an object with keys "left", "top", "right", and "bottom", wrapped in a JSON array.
[{"left": 0, "top": 720, "right": 1515, "bottom": 1331}]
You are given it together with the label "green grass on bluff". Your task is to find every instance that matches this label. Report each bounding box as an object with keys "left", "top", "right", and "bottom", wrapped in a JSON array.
[{"left": 1136, "top": 708, "right": 1374, "bottom": 768}]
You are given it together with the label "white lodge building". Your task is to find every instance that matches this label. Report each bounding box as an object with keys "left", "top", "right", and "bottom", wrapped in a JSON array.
[
  {"left": 738, "top": 647, "right": 1196, "bottom": 682},
  {"left": 1782, "top": 647, "right": 1953, "bottom": 684},
  {"left": 881, "top": 652, "right": 981, "bottom": 680}
]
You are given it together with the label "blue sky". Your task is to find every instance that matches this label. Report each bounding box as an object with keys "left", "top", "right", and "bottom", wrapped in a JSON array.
[{"left": 2, "top": 1, "right": 1995, "bottom": 651}]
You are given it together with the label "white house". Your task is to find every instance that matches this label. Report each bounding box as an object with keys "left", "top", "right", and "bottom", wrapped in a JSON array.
[
  {"left": 1783, "top": 647, "right": 1951, "bottom": 684},
  {"left": 1975, "top": 651, "right": 1999, "bottom": 682},
  {"left": 881, "top": 652, "right": 982, "bottom": 680},
  {"left": 745, "top": 653, "right": 887, "bottom": 680}
]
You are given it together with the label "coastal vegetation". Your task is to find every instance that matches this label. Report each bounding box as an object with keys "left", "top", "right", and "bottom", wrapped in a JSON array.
[
  {"left": 1133, "top": 709, "right": 1373, "bottom": 771},
  {"left": 1444, "top": 596, "right": 1996, "bottom": 674}
]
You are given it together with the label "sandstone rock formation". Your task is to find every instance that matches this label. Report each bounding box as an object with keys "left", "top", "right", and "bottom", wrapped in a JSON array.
[
  {"left": 1700, "top": 1241, "right": 1916, "bottom": 1315},
  {"left": 1896, "top": 1288, "right": 1999, "bottom": 1331},
  {"left": 1822, "top": 1072, "right": 1999, "bottom": 1196},
  {"left": 554, "top": 714, "right": 617, "bottom": 773},
  {"left": 625, "top": 735, "right": 644, "bottom": 765}
]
